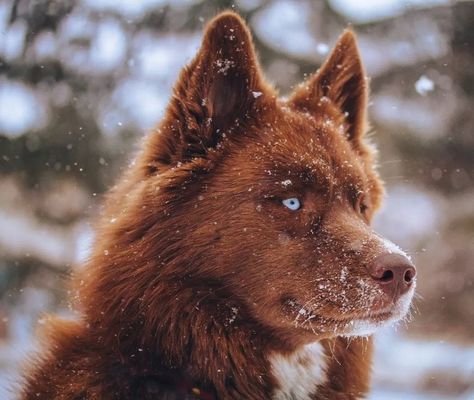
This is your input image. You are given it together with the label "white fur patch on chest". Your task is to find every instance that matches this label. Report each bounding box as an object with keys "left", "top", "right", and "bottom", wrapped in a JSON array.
[{"left": 270, "top": 342, "right": 327, "bottom": 400}]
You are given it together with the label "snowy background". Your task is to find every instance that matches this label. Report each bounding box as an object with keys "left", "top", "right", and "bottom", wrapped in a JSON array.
[{"left": 0, "top": 0, "right": 473, "bottom": 398}]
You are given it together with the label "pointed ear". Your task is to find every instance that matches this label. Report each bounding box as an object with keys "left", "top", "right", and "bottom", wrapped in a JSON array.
[
  {"left": 149, "top": 11, "right": 272, "bottom": 168},
  {"left": 289, "top": 30, "right": 368, "bottom": 143}
]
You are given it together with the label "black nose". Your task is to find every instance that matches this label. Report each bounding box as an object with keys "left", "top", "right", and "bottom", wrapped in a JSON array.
[{"left": 367, "top": 253, "right": 416, "bottom": 299}]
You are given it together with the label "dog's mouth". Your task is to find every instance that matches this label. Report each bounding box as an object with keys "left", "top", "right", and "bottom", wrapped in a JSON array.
[{"left": 284, "top": 293, "right": 413, "bottom": 337}]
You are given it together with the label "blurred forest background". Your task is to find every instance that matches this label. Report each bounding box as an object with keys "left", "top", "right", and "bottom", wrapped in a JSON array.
[{"left": 0, "top": 0, "right": 473, "bottom": 399}]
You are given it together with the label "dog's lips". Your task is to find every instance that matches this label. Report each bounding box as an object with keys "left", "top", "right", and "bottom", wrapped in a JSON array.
[
  {"left": 290, "top": 306, "right": 400, "bottom": 338},
  {"left": 320, "top": 309, "right": 396, "bottom": 325},
  {"left": 287, "top": 293, "right": 412, "bottom": 333},
  {"left": 287, "top": 299, "right": 394, "bottom": 322},
  {"left": 359, "top": 309, "right": 395, "bottom": 323},
  {"left": 285, "top": 278, "right": 416, "bottom": 334}
]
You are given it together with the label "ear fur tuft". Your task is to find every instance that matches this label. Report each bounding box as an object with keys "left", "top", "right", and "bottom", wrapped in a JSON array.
[
  {"left": 290, "top": 29, "right": 368, "bottom": 143},
  {"left": 145, "top": 11, "right": 272, "bottom": 170}
]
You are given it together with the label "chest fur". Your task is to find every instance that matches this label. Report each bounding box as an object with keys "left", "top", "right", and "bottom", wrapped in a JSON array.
[{"left": 270, "top": 342, "right": 327, "bottom": 400}]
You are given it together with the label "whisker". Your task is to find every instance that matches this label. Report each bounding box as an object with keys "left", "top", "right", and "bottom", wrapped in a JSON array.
[
  {"left": 293, "top": 296, "right": 319, "bottom": 325},
  {"left": 327, "top": 339, "right": 341, "bottom": 366}
]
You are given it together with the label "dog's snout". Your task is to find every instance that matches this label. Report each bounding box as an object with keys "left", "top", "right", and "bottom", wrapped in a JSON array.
[{"left": 368, "top": 253, "right": 416, "bottom": 298}]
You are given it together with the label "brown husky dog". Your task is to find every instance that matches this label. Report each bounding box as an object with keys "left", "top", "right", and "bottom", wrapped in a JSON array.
[{"left": 20, "top": 11, "right": 416, "bottom": 400}]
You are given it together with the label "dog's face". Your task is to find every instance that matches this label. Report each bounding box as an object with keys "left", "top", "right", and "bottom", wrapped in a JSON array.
[{"left": 132, "top": 13, "right": 416, "bottom": 341}]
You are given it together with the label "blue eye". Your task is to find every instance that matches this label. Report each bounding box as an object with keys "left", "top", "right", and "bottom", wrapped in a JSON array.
[{"left": 282, "top": 198, "right": 301, "bottom": 211}]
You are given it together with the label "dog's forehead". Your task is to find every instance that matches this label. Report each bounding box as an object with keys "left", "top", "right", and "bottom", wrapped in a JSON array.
[{"left": 245, "top": 108, "right": 367, "bottom": 187}]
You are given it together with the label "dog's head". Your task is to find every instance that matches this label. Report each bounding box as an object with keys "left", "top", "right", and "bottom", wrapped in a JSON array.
[{"left": 98, "top": 12, "right": 416, "bottom": 343}]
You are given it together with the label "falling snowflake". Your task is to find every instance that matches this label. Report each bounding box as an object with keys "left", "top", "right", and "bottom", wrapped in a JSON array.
[
  {"left": 415, "top": 75, "right": 434, "bottom": 96},
  {"left": 316, "top": 43, "right": 329, "bottom": 55}
]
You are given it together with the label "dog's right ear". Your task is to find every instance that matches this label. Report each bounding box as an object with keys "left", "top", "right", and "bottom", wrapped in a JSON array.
[{"left": 146, "top": 12, "right": 273, "bottom": 170}]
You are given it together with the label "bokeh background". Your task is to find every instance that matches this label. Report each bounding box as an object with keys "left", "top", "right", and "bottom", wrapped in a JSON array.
[{"left": 0, "top": 0, "right": 473, "bottom": 398}]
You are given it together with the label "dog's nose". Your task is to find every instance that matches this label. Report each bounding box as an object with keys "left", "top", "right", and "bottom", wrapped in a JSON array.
[{"left": 367, "top": 253, "right": 416, "bottom": 299}]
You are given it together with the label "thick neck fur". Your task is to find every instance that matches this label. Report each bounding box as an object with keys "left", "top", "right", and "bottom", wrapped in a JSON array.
[{"left": 75, "top": 171, "right": 276, "bottom": 398}]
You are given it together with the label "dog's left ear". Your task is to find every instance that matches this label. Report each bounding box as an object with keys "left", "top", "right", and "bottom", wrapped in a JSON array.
[{"left": 289, "top": 30, "right": 367, "bottom": 143}]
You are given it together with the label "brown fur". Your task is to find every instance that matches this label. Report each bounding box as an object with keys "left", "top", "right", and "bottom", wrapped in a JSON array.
[{"left": 19, "top": 11, "right": 410, "bottom": 400}]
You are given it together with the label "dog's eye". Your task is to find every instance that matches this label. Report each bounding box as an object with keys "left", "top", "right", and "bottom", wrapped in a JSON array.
[{"left": 282, "top": 198, "right": 301, "bottom": 211}]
